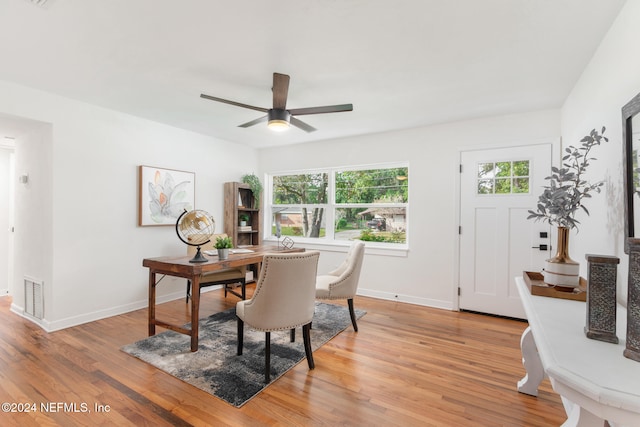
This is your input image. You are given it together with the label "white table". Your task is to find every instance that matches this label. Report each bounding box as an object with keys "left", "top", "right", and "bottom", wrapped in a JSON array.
[{"left": 515, "top": 277, "right": 640, "bottom": 427}]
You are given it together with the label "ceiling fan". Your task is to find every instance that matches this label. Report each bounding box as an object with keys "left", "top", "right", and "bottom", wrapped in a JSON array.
[{"left": 200, "top": 73, "right": 353, "bottom": 133}]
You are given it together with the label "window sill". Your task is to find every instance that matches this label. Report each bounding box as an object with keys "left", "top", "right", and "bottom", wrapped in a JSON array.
[{"left": 262, "top": 237, "right": 408, "bottom": 257}]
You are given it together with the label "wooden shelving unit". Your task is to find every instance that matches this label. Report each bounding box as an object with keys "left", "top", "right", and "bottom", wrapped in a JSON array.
[{"left": 223, "top": 181, "right": 262, "bottom": 248}]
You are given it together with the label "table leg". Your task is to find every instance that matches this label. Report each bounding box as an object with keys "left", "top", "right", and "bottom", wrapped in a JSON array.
[
  {"left": 561, "top": 398, "right": 606, "bottom": 427},
  {"left": 190, "top": 275, "right": 200, "bottom": 352},
  {"left": 148, "top": 271, "right": 156, "bottom": 336},
  {"left": 517, "top": 326, "right": 544, "bottom": 396}
]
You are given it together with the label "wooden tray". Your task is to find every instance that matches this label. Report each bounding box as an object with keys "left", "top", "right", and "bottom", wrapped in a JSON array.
[{"left": 523, "top": 271, "right": 586, "bottom": 302}]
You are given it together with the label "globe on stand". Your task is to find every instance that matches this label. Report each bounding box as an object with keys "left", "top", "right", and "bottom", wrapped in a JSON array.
[{"left": 175, "top": 209, "right": 216, "bottom": 263}]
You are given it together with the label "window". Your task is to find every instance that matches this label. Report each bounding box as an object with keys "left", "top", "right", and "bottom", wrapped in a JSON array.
[
  {"left": 476, "top": 160, "right": 529, "bottom": 195},
  {"left": 268, "top": 164, "right": 408, "bottom": 245},
  {"left": 271, "top": 172, "right": 328, "bottom": 238}
]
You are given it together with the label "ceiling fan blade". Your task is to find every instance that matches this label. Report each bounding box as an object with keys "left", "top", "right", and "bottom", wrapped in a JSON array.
[
  {"left": 200, "top": 93, "right": 268, "bottom": 113},
  {"left": 290, "top": 116, "right": 317, "bottom": 133},
  {"left": 272, "top": 73, "right": 290, "bottom": 110},
  {"left": 288, "top": 103, "right": 353, "bottom": 116},
  {"left": 238, "top": 115, "right": 268, "bottom": 128}
]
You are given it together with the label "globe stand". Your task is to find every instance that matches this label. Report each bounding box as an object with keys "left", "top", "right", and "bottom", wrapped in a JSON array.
[{"left": 190, "top": 246, "right": 208, "bottom": 263}]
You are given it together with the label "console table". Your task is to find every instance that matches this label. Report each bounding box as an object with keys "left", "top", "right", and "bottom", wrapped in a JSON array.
[
  {"left": 515, "top": 277, "right": 640, "bottom": 427},
  {"left": 143, "top": 246, "right": 303, "bottom": 352}
]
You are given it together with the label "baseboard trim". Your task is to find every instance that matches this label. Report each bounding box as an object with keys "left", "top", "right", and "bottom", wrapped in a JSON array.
[
  {"left": 8, "top": 285, "right": 453, "bottom": 332},
  {"left": 357, "top": 288, "right": 454, "bottom": 310},
  {"left": 9, "top": 286, "right": 223, "bottom": 332},
  {"left": 10, "top": 302, "right": 52, "bottom": 331}
]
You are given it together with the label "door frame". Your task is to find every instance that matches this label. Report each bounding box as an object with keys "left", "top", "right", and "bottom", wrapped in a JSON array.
[
  {"left": 0, "top": 148, "right": 14, "bottom": 296},
  {"left": 453, "top": 137, "right": 560, "bottom": 312}
]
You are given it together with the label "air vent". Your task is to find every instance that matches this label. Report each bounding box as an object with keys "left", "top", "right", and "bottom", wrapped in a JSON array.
[{"left": 24, "top": 276, "right": 44, "bottom": 319}]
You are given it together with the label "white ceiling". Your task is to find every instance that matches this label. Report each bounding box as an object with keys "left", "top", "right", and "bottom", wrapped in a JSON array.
[{"left": 0, "top": 0, "right": 627, "bottom": 148}]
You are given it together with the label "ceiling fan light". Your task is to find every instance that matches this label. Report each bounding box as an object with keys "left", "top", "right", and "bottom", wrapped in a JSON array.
[
  {"left": 267, "top": 120, "right": 290, "bottom": 131},
  {"left": 267, "top": 109, "right": 291, "bottom": 131}
]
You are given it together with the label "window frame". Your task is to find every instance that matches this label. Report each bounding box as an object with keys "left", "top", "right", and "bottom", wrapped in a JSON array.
[
  {"left": 475, "top": 159, "right": 532, "bottom": 196},
  {"left": 264, "top": 162, "right": 409, "bottom": 253}
]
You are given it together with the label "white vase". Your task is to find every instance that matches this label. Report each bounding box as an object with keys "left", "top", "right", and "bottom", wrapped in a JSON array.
[{"left": 543, "top": 226, "right": 580, "bottom": 288}]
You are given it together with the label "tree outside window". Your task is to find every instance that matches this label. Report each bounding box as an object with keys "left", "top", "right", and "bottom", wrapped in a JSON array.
[{"left": 272, "top": 173, "right": 328, "bottom": 238}]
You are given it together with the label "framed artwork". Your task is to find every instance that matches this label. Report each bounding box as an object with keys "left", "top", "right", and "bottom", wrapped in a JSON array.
[{"left": 138, "top": 165, "right": 195, "bottom": 226}]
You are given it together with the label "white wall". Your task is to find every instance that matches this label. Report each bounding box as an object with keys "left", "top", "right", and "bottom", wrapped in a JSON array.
[
  {"left": 12, "top": 122, "right": 53, "bottom": 325},
  {"left": 0, "top": 80, "right": 258, "bottom": 330},
  {"left": 561, "top": 0, "right": 640, "bottom": 305},
  {"left": 259, "top": 109, "right": 560, "bottom": 309}
]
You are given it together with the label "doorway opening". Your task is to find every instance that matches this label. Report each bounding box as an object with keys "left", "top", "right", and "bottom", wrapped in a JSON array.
[{"left": 0, "top": 137, "right": 15, "bottom": 296}]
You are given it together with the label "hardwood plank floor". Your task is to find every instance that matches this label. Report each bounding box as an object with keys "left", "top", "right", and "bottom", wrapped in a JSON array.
[{"left": 0, "top": 287, "right": 565, "bottom": 426}]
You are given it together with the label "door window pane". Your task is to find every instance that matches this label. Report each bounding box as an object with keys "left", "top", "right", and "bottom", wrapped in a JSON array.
[
  {"left": 477, "top": 179, "right": 494, "bottom": 194},
  {"left": 495, "top": 162, "right": 511, "bottom": 177},
  {"left": 495, "top": 178, "right": 511, "bottom": 194},
  {"left": 476, "top": 160, "right": 529, "bottom": 195},
  {"left": 513, "top": 177, "right": 529, "bottom": 193},
  {"left": 513, "top": 160, "right": 529, "bottom": 176},
  {"left": 478, "top": 163, "right": 494, "bottom": 179}
]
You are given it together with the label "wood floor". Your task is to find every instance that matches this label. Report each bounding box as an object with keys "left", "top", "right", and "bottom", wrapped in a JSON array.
[{"left": 0, "top": 287, "right": 566, "bottom": 426}]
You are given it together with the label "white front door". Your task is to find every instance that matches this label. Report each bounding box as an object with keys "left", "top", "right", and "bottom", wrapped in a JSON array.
[{"left": 459, "top": 144, "right": 552, "bottom": 318}]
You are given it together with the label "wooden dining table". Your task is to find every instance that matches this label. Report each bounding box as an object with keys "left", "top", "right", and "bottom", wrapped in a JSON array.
[{"left": 143, "top": 245, "right": 304, "bottom": 352}]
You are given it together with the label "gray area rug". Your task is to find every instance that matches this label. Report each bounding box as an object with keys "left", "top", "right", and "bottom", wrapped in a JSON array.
[{"left": 122, "top": 302, "right": 365, "bottom": 407}]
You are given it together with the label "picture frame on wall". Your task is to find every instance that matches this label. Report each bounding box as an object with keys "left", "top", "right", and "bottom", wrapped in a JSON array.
[{"left": 138, "top": 165, "right": 195, "bottom": 226}]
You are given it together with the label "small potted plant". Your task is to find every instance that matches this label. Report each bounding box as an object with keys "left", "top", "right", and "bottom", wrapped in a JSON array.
[
  {"left": 214, "top": 236, "right": 233, "bottom": 260},
  {"left": 239, "top": 213, "right": 250, "bottom": 227}
]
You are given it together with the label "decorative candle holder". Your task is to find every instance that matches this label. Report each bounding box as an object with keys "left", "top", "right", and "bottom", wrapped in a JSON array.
[
  {"left": 584, "top": 254, "right": 619, "bottom": 343},
  {"left": 626, "top": 238, "right": 640, "bottom": 362}
]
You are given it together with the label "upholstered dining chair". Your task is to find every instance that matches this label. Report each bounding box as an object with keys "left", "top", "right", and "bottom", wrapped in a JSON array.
[
  {"left": 315, "top": 240, "right": 365, "bottom": 332},
  {"left": 236, "top": 251, "right": 320, "bottom": 383},
  {"left": 185, "top": 233, "right": 246, "bottom": 302}
]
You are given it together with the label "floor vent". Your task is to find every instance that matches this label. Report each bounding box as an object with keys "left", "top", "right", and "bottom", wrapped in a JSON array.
[{"left": 24, "top": 277, "right": 44, "bottom": 319}]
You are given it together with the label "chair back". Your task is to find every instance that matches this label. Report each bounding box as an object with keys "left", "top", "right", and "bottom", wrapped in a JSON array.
[
  {"left": 327, "top": 241, "right": 365, "bottom": 298},
  {"left": 186, "top": 233, "right": 228, "bottom": 256},
  {"left": 241, "top": 251, "right": 320, "bottom": 330}
]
